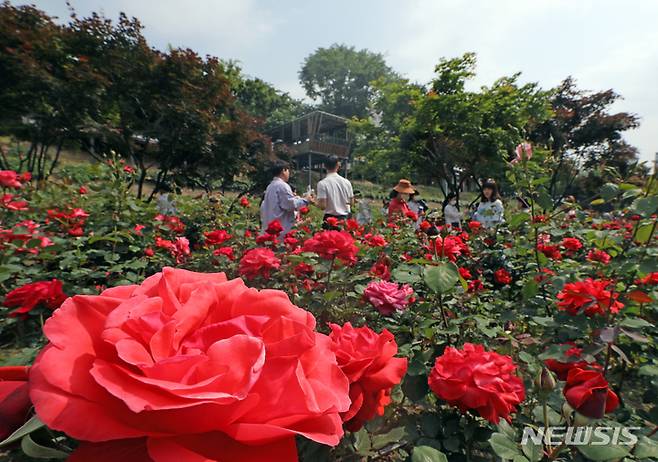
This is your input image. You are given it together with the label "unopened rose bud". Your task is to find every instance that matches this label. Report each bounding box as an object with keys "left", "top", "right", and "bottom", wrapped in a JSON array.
[{"left": 535, "top": 367, "right": 557, "bottom": 392}]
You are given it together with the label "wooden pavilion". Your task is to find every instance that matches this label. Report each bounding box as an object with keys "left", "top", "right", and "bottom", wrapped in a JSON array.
[{"left": 268, "top": 111, "right": 351, "bottom": 188}]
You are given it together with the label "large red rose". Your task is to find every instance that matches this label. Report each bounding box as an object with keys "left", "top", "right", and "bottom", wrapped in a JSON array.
[
  {"left": 0, "top": 366, "right": 31, "bottom": 440},
  {"left": 328, "top": 323, "right": 408, "bottom": 432},
  {"left": 556, "top": 278, "right": 624, "bottom": 317},
  {"left": 238, "top": 247, "right": 281, "bottom": 280},
  {"left": 2, "top": 279, "right": 67, "bottom": 318},
  {"left": 363, "top": 280, "right": 413, "bottom": 316},
  {"left": 302, "top": 231, "right": 358, "bottom": 265},
  {"left": 29, "top": 268, "right": 350, "bottom": 462},
  {"left": 563, "top": 368, "right": 619, "bottom": 419},
  {"left": 428, "top": 343, "right": 525, "bottom": 423}
]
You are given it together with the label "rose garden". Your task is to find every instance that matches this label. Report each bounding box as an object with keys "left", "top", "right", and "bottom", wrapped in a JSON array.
[{"left": 1, "top": 3, "right": 658, "bottom": 462}]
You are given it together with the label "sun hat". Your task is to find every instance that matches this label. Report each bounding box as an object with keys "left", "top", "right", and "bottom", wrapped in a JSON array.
[{"left": 393, "top": 179, "right": 415, "bottom": 194}]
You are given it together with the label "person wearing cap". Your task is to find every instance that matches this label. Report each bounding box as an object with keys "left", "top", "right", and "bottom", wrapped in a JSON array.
[
  {"left": 388, "top": 179, "right": 415, "bottom": 221},
  {"left": 473, "top": 178, "right": 505, "bottom": 228},
  {"left": 316, "top": 156, "right": 354, "bottom": 230}
]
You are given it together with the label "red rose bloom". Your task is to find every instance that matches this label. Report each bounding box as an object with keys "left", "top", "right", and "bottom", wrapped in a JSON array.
[
  {"left": 1, "top": 193, "right": 28, "bottom": 211},
  {"left": 363, "top": 280, "right": 413, "bottom": 316},
  {"left": 204, "top": 230, "right": 232, "bottom": 246},
  {"left": 155, "top": 214, "right": 185, "bottom": 234},
  {"left": 30, "top": 268, "right": 350, "bottom": 462},
  {"left": 364, "top": 233, "right": 387, "bottom": 247},
  {"left": 563, "top": 368, "right": 619, "bottom": 419},
  {"left": 2, "top": 279, "right": 67, "bottom": 318},
  {"left": 586, "top": 249, "right": 611, "bottom": 265},
  {"left": 429, "top": 235, "right": 468, "bottom": 262},
  {"left": 238, "top": 248, "right": 281, "bottom": 280},
  {"left": 494, "top": 268, "right": 512, "bottom": 285},
  {"left": 370, "top": 258, "right": 391, "bottom": 281},
  {"left": 544, "top": 344, "right": 602, "bottom": 380},
  {"left": 636, "top": 272, "right": 658, "bottom": 285},
  {"left": 0, "top": 170, "right": 23, "bottom": 189},
  {"left": 239, "top": 196, "right": 250, "bottom": 207},
  {"left": 419, "top": 220, "right": 432, "bottom": 232},
  {"left": 468, "top": 221, "right": 481, "bottom": 231},
  {"left": 468, "top": 279, "right": 485, "bottom": 293},
  {"left": 0, "top": 366, "right": 31, "bottom": 440},
  {"left": 537, "top": 243, "right": 562, "bottom": 260},
  {"left": 328, "top": 323, "right": 408, "bottom": 432},
  {"left": 133, "top": 224, "right": 145, "bottom": 236},
  {"left": 299, "top": 206, "right": 310, "bottom": 215},
  {"left": 144, "top": 247, "right": 154, "bottom": 257},
  {"left": 561, "top": 237, "right": 583, "bottom": 252},
  {"left": 302, "top": 231, "right": 359, "bottom": 265},
  {"left": 265, "top": 219, "right": 284, "bottom": 236},
  {"left": 428, "top": 343, "right": 525, "bottom": 423},
  {"left": 405, "top": 210, "right": 418, "bottom": 222},
  {"left": 213, "top": 246, "right": 235, "bottom": 260},
  {"left": 557, "top": 278, "right": 624, "bottom": 317},
  {"left": 458, "top": 267, "right": 472, "bottom": 280}
]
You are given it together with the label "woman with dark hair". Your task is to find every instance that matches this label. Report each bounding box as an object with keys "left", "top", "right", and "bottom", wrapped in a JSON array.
[
  {"left": 473, "top": 179, "right": 504, "bottom": 228},
  {"left": 387, "top": 179, "right": 414, "bottom": 221},
  {"left": 442, "top": 192, "right": 461, "bottom": 228}
]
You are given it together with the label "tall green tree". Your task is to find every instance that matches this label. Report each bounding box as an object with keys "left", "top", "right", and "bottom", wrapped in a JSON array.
[
  {"left": 531, "top": 77, "right": 641, "bottom": 201},
  {"left": 299, "top": 44, "right": 397, "bottom": 118}
]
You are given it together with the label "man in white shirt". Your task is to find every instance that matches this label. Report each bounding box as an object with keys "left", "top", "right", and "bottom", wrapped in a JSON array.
[{"left": 316, "top": 156, "right": 354, "bottom": 229}]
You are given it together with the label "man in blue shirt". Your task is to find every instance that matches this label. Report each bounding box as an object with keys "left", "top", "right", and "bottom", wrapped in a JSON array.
[{"left": 260, "top": 161, "right": 309, "bottom": 236}]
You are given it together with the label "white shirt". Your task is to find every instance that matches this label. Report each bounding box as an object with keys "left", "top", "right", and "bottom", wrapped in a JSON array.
[
  {"left": 444, "top": 203, "right": 461, "bottom": 226},
  {"left": 473, "top": 199, "right": 504, "bottom": 228},
  {"left": 317, "top": 172, "right": 353, "bottom": 216}
]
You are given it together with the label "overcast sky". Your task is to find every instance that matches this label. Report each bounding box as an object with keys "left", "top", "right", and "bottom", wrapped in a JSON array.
[{"left": 26, "top": 0, "right": 658, "bottom": 163}]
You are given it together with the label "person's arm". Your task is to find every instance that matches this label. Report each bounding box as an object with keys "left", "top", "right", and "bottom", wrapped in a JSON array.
[
  {"left": 316, "top": 182, "right": 327, "bottom": 210},
  {"left": 278, "top": 183, "right": 307, "bottom": 211}
]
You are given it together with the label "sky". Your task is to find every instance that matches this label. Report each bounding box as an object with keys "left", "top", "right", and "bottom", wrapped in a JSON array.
[{"left": 24, "top": 0, "right": 658, "bottom": 164}]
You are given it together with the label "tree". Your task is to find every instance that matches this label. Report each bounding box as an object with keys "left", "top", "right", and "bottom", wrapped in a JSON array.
[
  {"left": 362, "top": 53, "right": 551, "bottom": 199},
  {"left": 299, "top": 44, "right": 397, "bottom": 118},
  {"left": 531, "top": 77, "right": 641, "bottom": 201}
]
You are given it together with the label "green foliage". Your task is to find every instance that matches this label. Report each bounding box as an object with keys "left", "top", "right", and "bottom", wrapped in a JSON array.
[{"left": 299, "top": 43, "right": 398, "bottom": 118}]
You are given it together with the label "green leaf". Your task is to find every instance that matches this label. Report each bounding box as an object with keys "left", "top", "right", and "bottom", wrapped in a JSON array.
[
  {"left": 371, "top": 426, "right": 406, "bottom": 450},
  {"left": 353, "top": 428, "right": 372, "bottom": 455},
  {"left": 402, "top": 374, "right": 429, "bottom": 402},
  {"left": 619, "top": 318, "right": 653, "bottom": 328},
  {"left": 20, "top": 434, "right": 68, "bottom": 459},
  {"left": 412, "top": 445, "right": 448, "bottom": 462},
  {"left": 631, "top": 196, "right": 658, "bottom": 216},
  {"left": 536, "top": 188, "right": 553, "bottom": 211},
  {"left": 509, "top": 212, "right": 531, "bottom": 228},
  {"left": 577, "top": 440, "right": 631, "bottom": 460},
  {"left": 634, "top": 436, "right": 658, "bottom": 458},
  {"left": 639, "top": 365, "right": 658, "bottom": 377},
  {"left": 0, "top": 416, "right": 44, "bottom": 447},
  {"left": 521, "top": 279, "right": 538, "bottom": 301},
  {"left": 424, "top": 263, "right": 459, "bottom": 294},
  {"left": 392, "top": 265, "right": 422, "bottom": 284},
  {"left": 634, "top": 223, "right": 655, "bottom": 244},
  {"left": 590, "top": 198, "right": 605, "bottom": 206},
  {"left": 521, "top": 437, "right": 542, "bottom": 462},
  {"left": 420, "top": 414, "right": 441, "bottom": 438},
  {"left": 489, "top": 432, "right": 522, "bottom": 459}
]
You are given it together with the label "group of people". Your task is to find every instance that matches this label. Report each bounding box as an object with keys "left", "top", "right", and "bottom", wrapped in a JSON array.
[{"left": 259, "top": 156, "right": 506, "bottom": 236}]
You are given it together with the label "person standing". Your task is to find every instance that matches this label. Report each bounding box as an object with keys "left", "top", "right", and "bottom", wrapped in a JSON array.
[
  {"left": 260, "top": 161, "right": 309, "bottom": 236},
  {"left": 442, "top": 192, "right": 462, "bottom": 228},
  {"left": 316, "top": 156, "right": 354, "bottom": 229},
  {"left": 473, "top": 178, "right": 504, "bottom": 228}
]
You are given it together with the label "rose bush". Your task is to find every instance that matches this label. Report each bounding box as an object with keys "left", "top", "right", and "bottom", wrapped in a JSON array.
[{"left": 0, "top": 147, "right": 657, "bottom": 461}]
